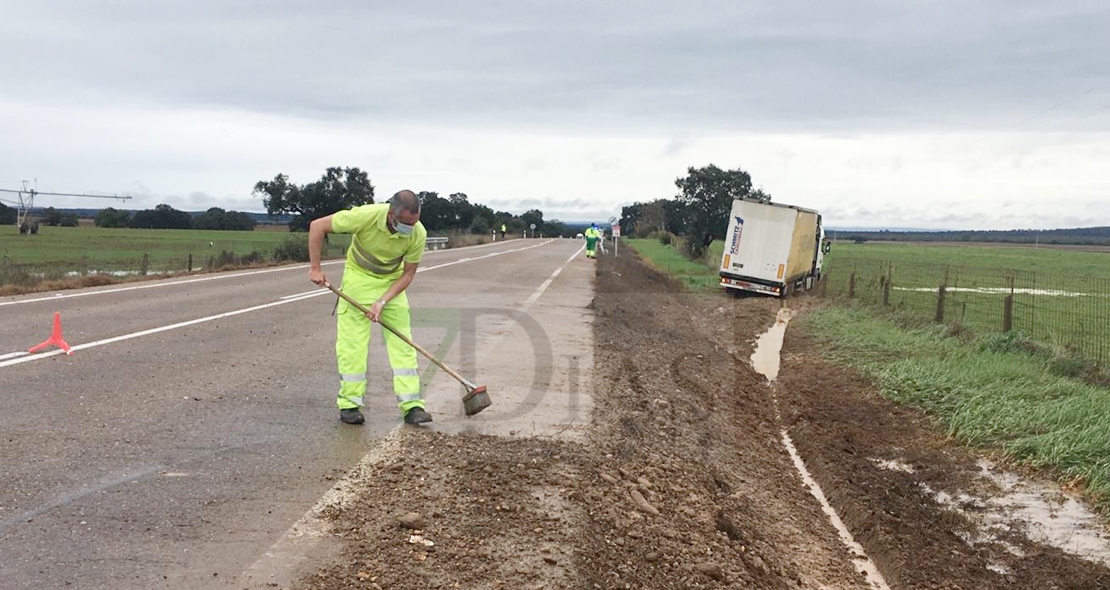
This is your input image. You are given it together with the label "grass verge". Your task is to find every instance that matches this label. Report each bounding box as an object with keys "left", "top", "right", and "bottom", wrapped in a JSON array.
[{"left": 624, "top": 238, "right": 721, "bottom": 292}]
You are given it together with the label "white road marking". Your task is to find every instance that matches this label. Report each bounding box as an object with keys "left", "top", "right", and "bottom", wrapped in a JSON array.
[
  {"left": 0, "top": 352, "right": 29, "bottom": 361},
  {"left": 524, "top": 244, "right": 585, "bottom": 309}
]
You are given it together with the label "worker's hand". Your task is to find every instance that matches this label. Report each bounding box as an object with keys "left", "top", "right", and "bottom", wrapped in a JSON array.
[
  {"left": 309, "top": 268, "right": 326, "bottom": 286},
  {"left": 367, "top": 300, "right": 385, "bottom": 323}
]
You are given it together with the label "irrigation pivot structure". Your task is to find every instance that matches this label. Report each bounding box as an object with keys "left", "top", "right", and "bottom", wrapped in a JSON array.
[{"left": 0, "top": 180, "right": 132, "bottom": 234}]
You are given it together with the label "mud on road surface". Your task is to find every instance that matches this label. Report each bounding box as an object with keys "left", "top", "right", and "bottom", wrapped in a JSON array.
[{"left": 288, "top": 249, "right": 1110, "bottom": 589}]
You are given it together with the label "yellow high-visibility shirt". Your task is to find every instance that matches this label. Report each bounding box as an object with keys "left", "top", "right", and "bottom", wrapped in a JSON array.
[{"left": 331, "top": 203, "right": 427, "bottom": 280}]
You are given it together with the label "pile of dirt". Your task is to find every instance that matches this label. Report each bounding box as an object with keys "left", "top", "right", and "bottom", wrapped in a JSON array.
[{"left": 291, "top": 248, "right": 1110, "bottom": 590}]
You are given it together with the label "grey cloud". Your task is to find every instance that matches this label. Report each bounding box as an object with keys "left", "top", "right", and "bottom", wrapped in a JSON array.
[{"left": 5, "top": 1, "right": 1110, "bottom": 135}]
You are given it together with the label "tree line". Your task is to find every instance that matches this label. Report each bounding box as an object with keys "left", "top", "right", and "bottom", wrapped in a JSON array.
[
  {"left": 254, "top": 166, "right": 574, "bottom": 237},
  {"left": 0, "top": 201, "right": 258, "bottom": 231},
  {"left": 5, "top": 166, "right": 576, "bottom": 237},
  {"left": 619, "top": 164, "right": 771, "bottom": 257},
  {"left": 94, "top": 205, "right": 258, "bottom": 230}
]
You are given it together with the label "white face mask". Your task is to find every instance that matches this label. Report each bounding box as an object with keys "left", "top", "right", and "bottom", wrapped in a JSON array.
[{"left": 390, "top": 210, "right": 416, "bottom": 235}]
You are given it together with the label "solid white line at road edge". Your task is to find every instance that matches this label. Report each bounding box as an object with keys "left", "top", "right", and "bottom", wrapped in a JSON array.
[{"left": 0, "top": 240, "right": 558, "bottom": 369}]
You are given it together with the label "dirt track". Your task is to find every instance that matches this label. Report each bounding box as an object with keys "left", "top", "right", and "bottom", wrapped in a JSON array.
[{"left": 290, "top": 248, "right": 1110, "bottom": 589}]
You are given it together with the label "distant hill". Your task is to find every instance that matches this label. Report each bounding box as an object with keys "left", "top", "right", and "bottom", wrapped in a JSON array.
[{"left": 830, "top": 227, "right": 1110, "bottom": 246}]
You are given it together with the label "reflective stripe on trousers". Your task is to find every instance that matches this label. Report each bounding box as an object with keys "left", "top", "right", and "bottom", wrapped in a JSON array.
[{"left": 335, "top": 268, "right": 423, "bottom": 412}]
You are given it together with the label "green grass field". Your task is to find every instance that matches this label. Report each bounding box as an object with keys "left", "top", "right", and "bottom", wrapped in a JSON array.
[
  {"left": 830, "top": 240, "right": 1110, "bottom": 276},
  {"left": 0, "top": 224, "right": 346, "bottom": 268},
  {"left": 826, "top": 242, "right": 1110, "bottom": 364}
]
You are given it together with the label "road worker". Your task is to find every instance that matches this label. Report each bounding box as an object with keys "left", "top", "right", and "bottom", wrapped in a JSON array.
[
  {"left": 307, "top": 190, "right": 432, "bottom": 426},
  {"left": 584, "top": 223, "right": 602, "bottom": 259}
]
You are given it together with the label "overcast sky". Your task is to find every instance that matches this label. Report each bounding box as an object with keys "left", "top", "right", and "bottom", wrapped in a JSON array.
[{"left": 2, "top": 1, "right": 1109, "bottom": 230}]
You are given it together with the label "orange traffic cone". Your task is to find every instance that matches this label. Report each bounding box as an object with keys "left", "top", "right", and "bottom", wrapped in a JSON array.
[{"left": 29, "top": 311, "right": 73, "bottom": 355}]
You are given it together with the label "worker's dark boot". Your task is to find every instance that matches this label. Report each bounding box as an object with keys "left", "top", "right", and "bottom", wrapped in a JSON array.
[
  {"left": 339, "top": 408, "right": 365, "bottom": 425},
  {"left": 403, "top": 407, "right": 432, "bottom": 425}
]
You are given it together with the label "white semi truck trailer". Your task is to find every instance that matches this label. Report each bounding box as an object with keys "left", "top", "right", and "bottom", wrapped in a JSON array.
[{"left": 718, "top": 198, "right": 828, "bottom": 297}]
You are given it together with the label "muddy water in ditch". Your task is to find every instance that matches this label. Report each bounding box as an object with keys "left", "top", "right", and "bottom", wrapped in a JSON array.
[
  {"left": 756, "top": 307, "right": 1110, "bottom": 572},
  {"left": 752, "top": 308, "right": 891, "bottom": 590}
]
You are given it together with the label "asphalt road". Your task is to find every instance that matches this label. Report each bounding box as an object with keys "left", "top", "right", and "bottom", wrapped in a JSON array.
[{"left": 0, "top": 237, "right": 593, "bottom": 589}]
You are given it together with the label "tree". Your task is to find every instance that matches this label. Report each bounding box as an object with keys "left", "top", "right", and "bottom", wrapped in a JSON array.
[
  {"left": 469, "top": 203, "right": 495, "bottom": 234},
  {"left": 95, "top": 207, "right": 131, "bottom": 228},
  {"left": 620, "top": 202, "right": 643, "bottom": 236},
  {"left": 194, "top": 207, "right": 258, "bottom": 231},
  {"left": 41, "top": 207, "right": 63, "bottom": 226},
  {"left": 638, "top": 200, "right": 668, "bottom": 236},
  {"left": 620, "top": 199, "right": 669, "bottom": 237},
  {"left": 129, "top": 204, "right": 193, "bottom": 229},
  {"left": 449, "top": 193, "right": 474, "bottom": 229},
  {"left": 0, "top": 202, "right": 15, "bottom": 225},
  {"left": 256, "top": 167, "right": 374, "bottom": 232},
  {"left": 520, "top": 209, "right": 544, "bottom": 235},
  {"left": 495, "top": 211, "right": 525, "bottom": 236},
  {"left": 545, "top": 219, "right": 571, "bottom": 238},
  {"left": 417, "top": 191, "right": 456, "bottom": 231},
  {"left": 662, "top": 199, "right": 690, "bottom": 236},
  {"left": 674, "top": 164, "right": 768, "bottom": 254},
  {"left": 41, "top": 207, "right": 79, "bottom": 227}
]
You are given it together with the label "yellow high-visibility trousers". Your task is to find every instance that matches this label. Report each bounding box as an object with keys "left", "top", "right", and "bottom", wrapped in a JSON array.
[{"left": 334, "top": 268, "right": 423, "bottom": 413}]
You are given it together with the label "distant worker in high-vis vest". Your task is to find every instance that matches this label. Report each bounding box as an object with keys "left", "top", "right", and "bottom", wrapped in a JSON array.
[
  {"left": 584, "top": 224, "right": 601, "bottom": 259},
  {"left": 308, "top": 190, "right": 432, "bottom": 426}
]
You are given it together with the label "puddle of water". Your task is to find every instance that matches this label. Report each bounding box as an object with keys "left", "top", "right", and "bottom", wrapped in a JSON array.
[
  {"left": 64, "top": 270, "right": 172, "bottom": 277},
  {"left": 750, "top": 308, "right": 793, "bottom": 382},
  {"left": 752, "top": 307, "right": 891, "bottom": 590},
  {"left": 928, "top": 459, "right": 1110, "bottom": 567},
  {"left": 872, "top": 458, "right": 916, "bottom": 473},
  {"left": 892, "top": 286, "right": 1092, "bottom": 297}
]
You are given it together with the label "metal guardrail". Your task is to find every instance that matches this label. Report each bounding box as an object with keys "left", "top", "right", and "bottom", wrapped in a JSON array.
[{"left": 425, "top": 237, "right": 449, "bottom": 251}]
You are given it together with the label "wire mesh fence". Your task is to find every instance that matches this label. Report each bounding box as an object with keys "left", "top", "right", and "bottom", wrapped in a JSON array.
[{"left": 824, "top": 258, "right": 1110, "bottom": 365}]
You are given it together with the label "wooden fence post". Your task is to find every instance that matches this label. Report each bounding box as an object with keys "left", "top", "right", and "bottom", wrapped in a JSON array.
[
  {"left": 935, "top": 285, "right": 946, "bottom": 323},
  {"left": 188, "top": 253, "right": 193, "bottom": 273},
  {"left": 140, "top": 253, "right": 149, "bottom": 276},
  {"left": 881, "top": 266, "right": 892, "bottom": 306},
  {"left": 1002, "top": 274, "right": 1014, "bottom": 332},
  {"left": 1003, "top": 295, "right": 1013, "bottom": 332},
  {"left": 848, "top": 272, "right": 856, "bottom": 298}
]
